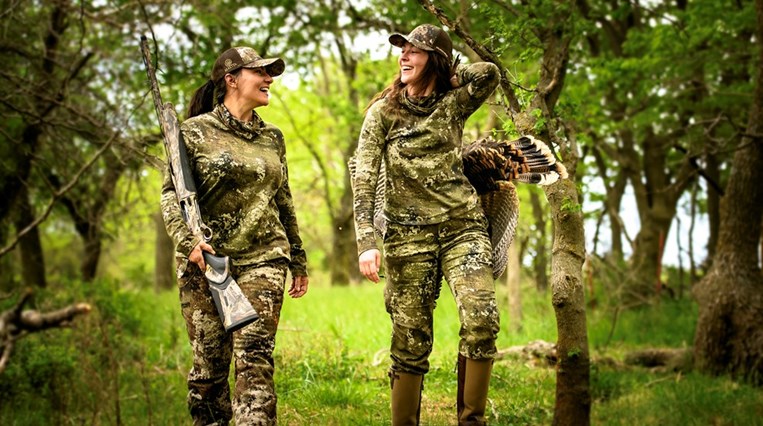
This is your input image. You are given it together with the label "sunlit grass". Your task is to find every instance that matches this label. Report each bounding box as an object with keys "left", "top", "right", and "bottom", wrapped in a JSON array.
[{"left": 1, "top": 279, "right": 761, "bottom": 425}]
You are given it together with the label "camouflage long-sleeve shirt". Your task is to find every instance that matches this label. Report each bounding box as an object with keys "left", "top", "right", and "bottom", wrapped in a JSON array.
[
  {"left": 161, "top": 104, "right": 308, "bottom": 277},
  {"left": 352, "top": 62, "right": 500, "bottom": 255}
]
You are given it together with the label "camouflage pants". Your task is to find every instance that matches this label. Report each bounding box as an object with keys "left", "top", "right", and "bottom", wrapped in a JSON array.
[
  {"left": 178, "top": 259, "right": 288, "bottom": 426},
  {"left": 383, "top": 214, "right": 500, "bottom": 376}
]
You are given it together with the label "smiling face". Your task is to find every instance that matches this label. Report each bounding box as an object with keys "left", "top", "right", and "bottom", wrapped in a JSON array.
[
  {"left": 236, "top": 67, "right": 273, "bottom": 108},
  {"left": 398, "top": 42, "right": 430, "bottom": 93}
]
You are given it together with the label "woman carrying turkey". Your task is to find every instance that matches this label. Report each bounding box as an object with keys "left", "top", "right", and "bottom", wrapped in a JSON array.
[{"left": 350, "top": 24, "right": 500, "bottom": 426}]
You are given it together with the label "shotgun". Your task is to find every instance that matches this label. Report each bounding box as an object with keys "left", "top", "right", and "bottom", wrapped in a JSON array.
[{"left": 140, "top": 35, "right": 258, "bottom": 332}]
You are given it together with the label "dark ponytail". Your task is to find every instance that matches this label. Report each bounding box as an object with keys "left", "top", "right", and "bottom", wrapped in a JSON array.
[{"left": 186, "top": 77, "right": 228, "bottom": 119}]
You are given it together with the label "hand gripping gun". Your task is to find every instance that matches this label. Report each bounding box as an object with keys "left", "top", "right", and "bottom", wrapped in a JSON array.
[{"left": 140, "top": 36, "right": 258, "bottom": 332}]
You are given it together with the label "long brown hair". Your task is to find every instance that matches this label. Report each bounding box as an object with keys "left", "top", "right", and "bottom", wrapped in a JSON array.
[
  {"left": 364, "top": 51, "right": 454, "bottom": 115},
  {"left": 186, "top": 69, "right": 242, "bottom": 119}
]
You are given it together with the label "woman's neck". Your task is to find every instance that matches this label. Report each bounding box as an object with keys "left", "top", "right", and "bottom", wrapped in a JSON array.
[
  {"left": 405, "top": 80, "right": 435, "bottom": 98},
  {"left": 223, "top": 98, "right": 254, "bottom": 122}
]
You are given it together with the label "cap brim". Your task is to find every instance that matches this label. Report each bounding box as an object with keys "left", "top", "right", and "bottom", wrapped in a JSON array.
[
  {"left": 388, "top": 34, "right": 407, "bottom": 48},
  {"left": 242, "top": 57, "right": 285, "bottom": 77},
  {"left": 388, "top": 34, "right": 433, "bottom": 52}
]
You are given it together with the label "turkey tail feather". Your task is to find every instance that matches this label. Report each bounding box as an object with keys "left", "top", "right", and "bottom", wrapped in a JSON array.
[{"left": 462, "top": 135, "right": 568, "bottom": 194}]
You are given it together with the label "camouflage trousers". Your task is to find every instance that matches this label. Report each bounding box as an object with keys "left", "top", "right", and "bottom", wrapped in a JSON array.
[
  {"left": 177, "top": 259, "right": 288, "bottom": 426},
  {"left": 382, "top": 213, "right": 500, "bottom": 376}
]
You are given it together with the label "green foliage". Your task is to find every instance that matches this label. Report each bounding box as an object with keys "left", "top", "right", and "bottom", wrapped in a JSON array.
[
  {"left": 561, "top": 196, "right": 583, "bottom": 214},
  {"left": 530, "top": 108, "right": 547, "bottom": 133}
]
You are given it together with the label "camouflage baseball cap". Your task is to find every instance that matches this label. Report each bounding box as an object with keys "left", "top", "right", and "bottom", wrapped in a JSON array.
[
  {"left": 211, "top": 47, "right": 285, "bottom": 81},
  {"left": 389, "top": 24, "right": 453, "bottom": 62}
]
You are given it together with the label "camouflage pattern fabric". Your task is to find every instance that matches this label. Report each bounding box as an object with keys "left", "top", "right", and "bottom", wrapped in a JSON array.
[
  {"left": 161, "top": 103, "right": 307, "bottom": 278},
  {"left": 383, "top": 212, "right": 499, "bottom": 375},
  {"left": 179, "top": 260, "right": 288, "bottom": 426},
  {"left": 351, "top": 62, "right": 501, "bottom": 375},
  {"left": 351, "top": 62, "right": 500, "bottom": 255},
  {"left": 161, "top": 103, "right": 307, "bottom": 425}
]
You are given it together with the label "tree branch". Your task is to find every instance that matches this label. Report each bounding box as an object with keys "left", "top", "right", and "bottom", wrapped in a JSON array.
[
  {"left": 0, "top": 132, "right": 118, "bottom": 258},
  {"left": 272, "top": 91, "right": 337, "bottom": 217}
]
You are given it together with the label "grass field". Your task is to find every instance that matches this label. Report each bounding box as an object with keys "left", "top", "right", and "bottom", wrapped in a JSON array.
[{"left": 1, "top": 279, "right": 761, "bottom": 425}]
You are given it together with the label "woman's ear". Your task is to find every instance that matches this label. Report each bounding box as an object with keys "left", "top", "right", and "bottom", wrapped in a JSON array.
[{"left": 224, "top": 73, "right": 237, "bottom": 88}]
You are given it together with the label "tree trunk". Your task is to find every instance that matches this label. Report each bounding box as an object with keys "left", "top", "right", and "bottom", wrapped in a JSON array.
[
  {"left": 625, "top": 214, "right": 672, "bottom": 303},
  {"left": 506, "top": 241, "right": 522, "bottom": 333},
  {"left": 693, "top": 0, "right": 763, "bottom": 386},
  {"left": 703, "top": 150, "right": 721, "bottom": 268},
  {"left": 154, "top": 211, "right": 174, "bottom": 291},
  {"left": 330, "top": 176, "right": 363, "bottom": 286},
  {"left": 624, "top": 127, "right": 693, "bottom": 304},
  {"left": 530, "top": 17, "right": 591, "bottom": 426},
  {"left": 53, "top": 147, "right": 123, "bottom": 282},
  {"left": 14, "top": 185, "right": 46, "bottom": 288},
  {"left": 545, "top": 177, "right": 591, "bottom": 425},
  {"left": 591, "top": 144, "right": 627, "bottom": 262},
  {"left": 319, "top": 36, "right": 365, "bottom": 287},
  {"left": 81, "top": 227, "right": 101, "bottom": 282},
  {"left": 0, "top": 228, "right": 17, "bottom": 293},
  {"left": 606, "top": 173, "right": 627, "bottom": 261},
  {"left": 529, "top": 189, "right": 549, "bottom": 292}
]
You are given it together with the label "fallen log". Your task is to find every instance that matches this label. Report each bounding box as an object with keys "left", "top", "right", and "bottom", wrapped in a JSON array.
[
  {"left": 624, "top": 347, "right": 693, "bottom": 372},
  {"left": 495, "top": 340, "right": 693, "bottom": 374},
  {"left": 496, "top": 339, "right": 558, "bottom": 367}
]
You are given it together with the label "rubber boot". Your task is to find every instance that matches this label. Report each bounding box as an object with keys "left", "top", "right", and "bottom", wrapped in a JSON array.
[
  {"left": 389, "top": 370, "right": 423, "bottom": 426},
  {"left": 457, "top": 354, "right": 493, "bottom": 426}
]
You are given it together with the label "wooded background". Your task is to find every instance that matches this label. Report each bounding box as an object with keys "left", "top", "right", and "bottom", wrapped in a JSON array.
[{"left": 1, "top": 0, "right": 762, "bottom": 424}]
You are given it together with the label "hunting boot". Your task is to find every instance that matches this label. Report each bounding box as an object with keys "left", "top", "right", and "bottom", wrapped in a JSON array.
[
  {"left": 389, "top": 370, "right": 424, "bottom": 426},
  {"left": 457, "top": 354, "right": 493, "bottom": 426}
]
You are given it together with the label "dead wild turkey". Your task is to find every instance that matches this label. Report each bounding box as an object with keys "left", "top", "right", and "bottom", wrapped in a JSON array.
[
  {"left": 348, "top": 135, "right": 567, "bottom": 279},
  {"left": 462, "top": 135, "right": 567, "bottom": 279}
]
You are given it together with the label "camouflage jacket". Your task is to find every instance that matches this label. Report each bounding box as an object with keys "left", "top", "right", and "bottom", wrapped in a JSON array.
[
  {"left": 352, "top": 62, "right": 500, "bottom": 255},
  {"left": 161, "top": 104, "right": 308, "bottom": 277}
]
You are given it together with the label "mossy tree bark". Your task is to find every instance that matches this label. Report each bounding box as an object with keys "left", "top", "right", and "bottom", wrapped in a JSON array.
[{"left": 692, "top": 0, "right": 763, "bottom": 386}]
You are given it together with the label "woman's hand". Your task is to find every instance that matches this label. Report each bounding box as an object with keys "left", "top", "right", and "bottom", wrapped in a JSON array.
[
  {"left": 189, "top": 241, "right": 215, "bottom": 271},
  {"left": 289, "top": 275, "right": 309, "bottom": 298},
  {"left": 450, "top": 74, "right": 460, "bottom": 88},
  {"left": 358, "top": 249, "right": 382, "bottom": 283}
]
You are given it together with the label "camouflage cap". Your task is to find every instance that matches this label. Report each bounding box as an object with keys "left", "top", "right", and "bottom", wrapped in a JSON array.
[
  {"left": 389, "top": 24, "right": 453, "bottom": 62},
  {"left": 211, "top": 47, "right": 285, "bottom": 81}
]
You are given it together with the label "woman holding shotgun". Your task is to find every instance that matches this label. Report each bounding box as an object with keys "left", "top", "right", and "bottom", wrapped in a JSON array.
[
  {"left": 161, "top": 46, "right": 309, "bottom": 426},
  {"left": 351, "top": 24, "right": 500, "bottom": 425}
]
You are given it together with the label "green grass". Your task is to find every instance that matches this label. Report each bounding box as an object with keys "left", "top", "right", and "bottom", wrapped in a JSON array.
[
  {"left": 275, "top": 284, "right": 558, "bottom": 425},
  {"left": 1, "top": 280, "right": 761, "bottom": 425}
]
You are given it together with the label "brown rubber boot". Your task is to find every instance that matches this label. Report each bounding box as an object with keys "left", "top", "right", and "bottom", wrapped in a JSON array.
[
  {"left": 389, "top": 370, "right": 424, "bottom": 426},
  {"left": 456, "top": 354, "right": 493, "bottom": 426}
]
